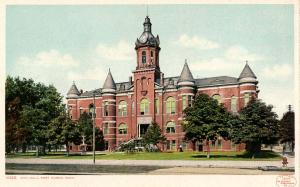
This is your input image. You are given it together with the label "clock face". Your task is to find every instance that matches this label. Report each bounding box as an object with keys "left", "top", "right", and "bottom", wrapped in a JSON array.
[{"left": 140, "top": 35, "right": 147, "bottom": 43}]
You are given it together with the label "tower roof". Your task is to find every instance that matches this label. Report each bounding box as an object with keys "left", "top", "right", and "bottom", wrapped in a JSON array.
[
  {"left": 239, "top": 62, "right": 257, "bottom": 79},
  {"left": 178, "top": 60, "right": 194, "bottom": 83},
  {"left": 67, "top": 82, "right": 80, "bottom": 97},
  {"left": 102, "top": 69, "right": 116, "bottom": 90},
  {"left": 135, "top": 16, "right": 160, "bottom": 49}
]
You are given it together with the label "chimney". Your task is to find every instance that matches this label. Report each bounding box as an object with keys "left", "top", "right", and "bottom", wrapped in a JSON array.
[{"left": 160, "top": 72, "right": 164, "bottom": 86}]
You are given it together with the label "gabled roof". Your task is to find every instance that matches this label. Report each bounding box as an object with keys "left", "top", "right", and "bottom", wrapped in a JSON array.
[
  {"left": 102, "top": 69, "right": 116, "bottom": 90},
  {"left": 67, "top": 82, "right": 80, "bottom": 97},
  {"left": 178, "top": 61, "right": 194, "bottom": 82},
  {"left": 239, "top": 63, "right": 257, "bottom": 79}
]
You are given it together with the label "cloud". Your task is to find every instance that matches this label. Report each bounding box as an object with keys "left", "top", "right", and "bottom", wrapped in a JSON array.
[
  {"left": 67, "top": 67, "right": 107, "bottom": 81},
  {"left": 96, "top": 40, "right": 134, "bottom": 61},
  {"left": 175, "top": 34, "right": 220, "bottom": 50},
  {"left": 17, "top": 49, "right": 79, "bottom": 68},
  {"left": 225, "top": 45, "right": 263, "bottom": 62},
  {"left": 262, "top": 64, "right": 293, "bottom": 80},
  {"left": 185, "top": 44, "right": 264, "bottom": 78}
]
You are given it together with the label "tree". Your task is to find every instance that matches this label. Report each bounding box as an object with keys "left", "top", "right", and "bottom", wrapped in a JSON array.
[
  {"left": 48, "top": 110, "right": 81, "bottom": 156},
  {"left": 5, "top": 76, "right": 66, "bottom": 154},
  {"left": 279, "top": 108, "right": 294, "bottom": 152},
  {"left": 231, "top": 99, "right": 279, "bottom": 158},
  {"left": 20, "top": 106, "right": 48, "bottom": 156},
  {"left": 143, "top": 122, "right": 166, "bottom": 152},
  {"left": 182, "top": 93, "right": 231, "bottom": 158},
  {"left": 77, "top": 112, "right": 105, "bottom": 151},
  {"left": 5, "top": 76, "right": 40, "bottom": 153}
]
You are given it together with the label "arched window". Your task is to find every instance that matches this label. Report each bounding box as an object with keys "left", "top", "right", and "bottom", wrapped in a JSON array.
[
  {"left": 118, "top": 101, "right": 127, "bottom": 116},
  {"left": 166, "top": 97, "right": 176, "bottom": 114},
  {"left": 166, "top": 121, "right": 175, "bottom": 133},
  {"left": 140, "top": 98, "right": 149, "bottom": 115},
  {"left": 212, "top": 94, "right": 221, "bottom": 105},
  {"left": 142, "top": 51, "right": 146, "bottom": 64},
  {"left": 244, "top": 93, "right": 250, "bottom": 106},
  {"left": 118, "top": 123, "right": 127, "bottom": 134},
  {"left": 89, "top": 104, "right": 95, "bottom": 117},
  {"left": 231, "top": 96, "right": 237, "bottom": 113}
]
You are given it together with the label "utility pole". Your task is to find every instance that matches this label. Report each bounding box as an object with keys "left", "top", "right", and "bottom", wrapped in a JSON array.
[{"left": 92, "top": 91, "right": 96, "bottom": 164}]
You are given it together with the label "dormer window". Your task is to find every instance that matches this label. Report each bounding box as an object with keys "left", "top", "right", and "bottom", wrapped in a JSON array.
[{"left": 142, "top": 51, "right": 146, "bottom": 64}]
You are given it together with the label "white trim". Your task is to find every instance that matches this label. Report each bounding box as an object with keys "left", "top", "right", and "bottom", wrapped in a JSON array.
[
  {"left": 178, "top": 93, "right": 194, "bottom": 96},
  {"left": 239, "top": 77, "right": 256, "bottom": 83},
  {"left": 239, "top": 83, "right": 256, "bottom": 87},
  {"left": 178, "top": 87, "right": 194, "bottom": 90},
  {"left": 197, "top": 85, "right": 238, "bottom": 91},
  {"left": 240, "top": 90, "right": 256, "bottom": 94},
  {"left": 77, "top": 97, "right": 102, "bottom": 100},
  {"left": 102, "top": 121, "right": 116, "bottom": 123},
  {"left": 68, "top": 104, "right": 76, "bottom": 106},
  {"left": 164, "top": 89, "right": 178, "bottom": 92},
  {"left": 178, "top": 81, "right": 195, "bottom": 86},
  {"left": 116, "top": 93, "right": 129, "bottom": 96}
]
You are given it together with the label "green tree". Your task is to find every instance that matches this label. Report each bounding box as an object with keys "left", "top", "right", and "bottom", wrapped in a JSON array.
[
  {"left": 5, "top": 76, "right": 66, "bottom": 154},
  {"left": 20, "top": 106, "right": 48, "bottom": 156},
  {"left": 182, "top": 93, "right": 231, "bottom": 158},
  {"left": 48, "top": 110, "right": 81, "bottom": 156},
  {"left": 77, "top": 112, "right": 105, "bottom": 151},
  {"left": 231, "top": 99, "right": 279, "bottom": 158},
  {"left": 143, "top": 122, "right": 166, "bottom": 152},
  {"left": 279, "top": 109, "right": 294, "bottom": 152},
  {"left": 5, "top": 76, "right": 40, "bottom": 153}
]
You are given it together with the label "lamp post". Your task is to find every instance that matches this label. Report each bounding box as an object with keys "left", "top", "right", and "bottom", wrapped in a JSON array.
[{"left": 92, "top": 91, "right": 96, "bottom": 164}]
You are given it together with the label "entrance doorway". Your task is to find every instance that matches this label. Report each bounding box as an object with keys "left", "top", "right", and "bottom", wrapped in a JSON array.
[{"left": 138, "top": 124, "right": 149, "bottom": 137}]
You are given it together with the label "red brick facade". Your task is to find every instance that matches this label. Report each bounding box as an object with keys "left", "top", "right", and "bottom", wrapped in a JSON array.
[{"left": 66, "top": 16, "right": 258, "bottom": 152}]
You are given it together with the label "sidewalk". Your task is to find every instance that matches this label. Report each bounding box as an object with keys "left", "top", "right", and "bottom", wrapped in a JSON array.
[{"left": 6, "top": 157, "right": 295, "bottom": 169}]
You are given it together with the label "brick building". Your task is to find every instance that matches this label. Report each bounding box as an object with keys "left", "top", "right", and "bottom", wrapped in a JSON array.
[{"left": 66, "top": 16, "right": 259, "bottom": 152}]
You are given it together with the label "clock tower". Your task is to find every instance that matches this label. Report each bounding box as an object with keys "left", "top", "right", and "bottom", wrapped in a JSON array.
[{"left": 132, "top": 16, "right": 161, "bottom": 137}]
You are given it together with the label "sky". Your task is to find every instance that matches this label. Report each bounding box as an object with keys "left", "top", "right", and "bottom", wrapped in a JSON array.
[{"left": 6, "top": 4, "right": 294, "bottom": 118}]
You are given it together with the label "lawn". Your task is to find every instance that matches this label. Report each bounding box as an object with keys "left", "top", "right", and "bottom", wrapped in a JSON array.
[{"left": 6, "top": 150, "right": 281, "bottom": 161}]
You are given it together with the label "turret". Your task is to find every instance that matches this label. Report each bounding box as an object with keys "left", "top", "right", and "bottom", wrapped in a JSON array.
[
  {"left": 238, "top": 62, "right": 257, "bottom": 84},
  {"left": 102, "top": 69, "right": 117, "bottom": 93},
  {"left": 178, "top": 60, "right": 195, "bottom": 86},
  {"left": 66, "top": 81, "right": 80, "bottom": 98}
]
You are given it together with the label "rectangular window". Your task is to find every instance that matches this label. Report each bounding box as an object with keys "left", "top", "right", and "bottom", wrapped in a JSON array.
[
  {"left": 104, "top": 123, "right": 109, "bottom": 134},
  {"left": 171, "top": 140, "right": 176, "bottom": 150},
  {"left": 188, "top": 95, "right": 193, "bottom": 107},
  {"left": 244, "top": 93, "right": 250, "bottom": 106},
  {"left": 231, "top": 97, "right": 237, "bottom": 113},
  {"left": 182, "top": 96, "right": 187, "bottom": 110},
  {"left": 104, "top": 102, "right": 109, "bottom": 116},
  {"left": 167, "top": 140, "right": 171, "bottom": 150},
  {"left": 155, "top": 99, "right": 159, "bottom": 114}
]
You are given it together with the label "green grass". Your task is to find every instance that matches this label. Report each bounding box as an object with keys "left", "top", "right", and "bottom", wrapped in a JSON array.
[{"left": 6, "top": 150, "right": 281, "bottom": 161}]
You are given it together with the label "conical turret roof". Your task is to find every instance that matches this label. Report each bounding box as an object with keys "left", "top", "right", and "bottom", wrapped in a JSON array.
[
  {"left": 239, "top": 63, "right": 257, "bottom": 79},
  {"left": 102, "top": 69, "right": 116, "bottom": 90},
  {"left": 67, "top": 82, "right": 80, "bottom": 97},
  {"left": 178, "top": 60, "right": 194, "bottom": 83}
]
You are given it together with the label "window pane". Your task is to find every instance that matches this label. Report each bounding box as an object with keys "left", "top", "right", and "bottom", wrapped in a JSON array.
[
  {"left": 182, "top": 96, "right": 186, "bottom": 110},
  {"left": 231, "top": 97, "right": 237, "bottom": 113}
]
